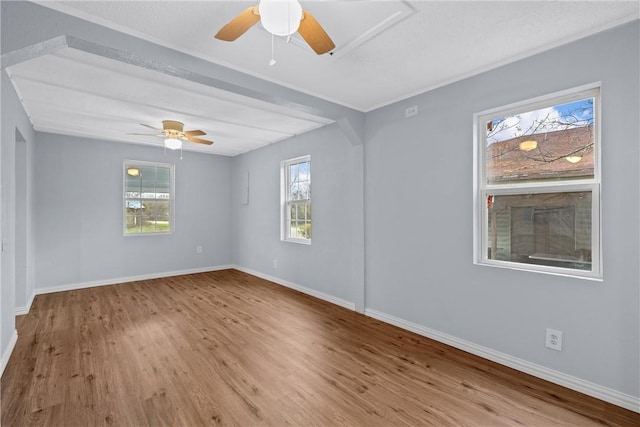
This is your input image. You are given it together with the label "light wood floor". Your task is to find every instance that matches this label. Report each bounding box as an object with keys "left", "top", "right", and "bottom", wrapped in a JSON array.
[{"left": 2, "top": 270, "right": 638, "bottom": 426}]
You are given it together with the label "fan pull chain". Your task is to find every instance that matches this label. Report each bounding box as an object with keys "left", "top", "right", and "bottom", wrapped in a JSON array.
[
  {"left": 269, "top": 33, "right": 276, "bottom": 66},
  {"left": 287, "top": 0, "right": 291, "bottom": 37},
  {"left": 180, "top": 146, "right": 183, "bottom": 160}
]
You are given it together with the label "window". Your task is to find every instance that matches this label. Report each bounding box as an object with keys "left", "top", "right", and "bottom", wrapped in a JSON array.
[
  {"left": 474, "top": 84, "right": 600, "bottom": 278},
  {"left": 123, "top": 161, "right": 174, "bottom": 235},
  {"left": 281, "top": 155, "right": 311, "bottom": 243}
]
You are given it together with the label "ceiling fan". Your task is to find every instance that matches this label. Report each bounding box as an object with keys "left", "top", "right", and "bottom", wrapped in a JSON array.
[
  {"left": 129, "top": 120, "right": 213, "bottom": 150},
  {"left": 215, "top": 0, "right": 335, "bottom": 55}
]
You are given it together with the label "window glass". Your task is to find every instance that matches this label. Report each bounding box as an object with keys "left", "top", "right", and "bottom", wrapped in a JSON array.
[
  {"left": 124, "top": 162, "right": 173, "bottom": 235},
  {"left": 487, "top": 191, "right": 592, "bottom": 271},
  {"left": 486, "top": 97, "right": 594, "bottom": 184},
  {"left": 475, "top": 85, "right": 600, "bottom": 278},
  {"left": 282, "top": 156, "right": 311, "bottom": 243}
]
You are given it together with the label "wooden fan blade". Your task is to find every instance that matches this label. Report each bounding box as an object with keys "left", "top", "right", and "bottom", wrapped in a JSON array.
[
  {"left": 184, "top": 129, "right": 206, "bottom": 137},
  {"left": 185, "top": 136, "right": 214, "bottom": 145},
  {"left": 140, "top": 123, "right": 162, "bottom": 131},
  {"left": 215, "top": 6, "right": 260, "bottom": 41},
  {"left": 298, "top": 11, "right": 335, "bottom": 55}
]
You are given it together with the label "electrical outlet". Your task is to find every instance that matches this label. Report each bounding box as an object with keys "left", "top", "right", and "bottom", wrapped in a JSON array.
[
  {"left": 196, "top": 245, "right": 203, "bottom": 254},
  {"left": 545, "top": 328, "right": 563, "bottom": 351},
  {"left": 273, "top": 259, "right": 278, "bottom": 269},
  {"left": 405, "top": 105, "right": 418, "bottom": 118}
]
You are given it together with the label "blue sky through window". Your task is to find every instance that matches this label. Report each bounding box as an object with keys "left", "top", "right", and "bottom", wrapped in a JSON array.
[{"left": 487, "top": 98, "right": 594, "bottom": 144}]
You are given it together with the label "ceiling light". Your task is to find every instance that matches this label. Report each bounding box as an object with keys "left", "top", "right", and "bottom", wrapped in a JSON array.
[
  {"left": 164, "top": 138, "right": 182, "bottom": 150},
  {"left": 259, "top": 0, "right": 302, "bottom": 36},
  {"left": 566, "top": 155, "right": 582, "bottom": 164},
  {"left": 127, "top": 168, "right": 140, "bottom": 177},
  {"left": 519, "top": 140, "right": 538, "bottom": 151}
]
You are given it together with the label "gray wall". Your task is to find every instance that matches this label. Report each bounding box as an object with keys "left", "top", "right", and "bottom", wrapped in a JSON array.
[
  {"left": 1, "top": 72, "right": 35, "bottom": 356},
  {"left": 363, "top": 21, "right": 639, "bottom": 398},
  {"left": 34, "top": 133, "right": 233, "bottom": 290},
  {"left": 1, "top": 0, "right": 637, "bottom": 407},
  {"left": 231, "top": 124, "right": 361, "bottom": 306}
]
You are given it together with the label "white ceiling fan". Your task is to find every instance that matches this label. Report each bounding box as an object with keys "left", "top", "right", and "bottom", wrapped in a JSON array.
[
  {"left": 215, "top": 0, "right": 335, "bottom": 55},
  {"left": 129, "top": 120, "right": 213, "bottom": 151}
]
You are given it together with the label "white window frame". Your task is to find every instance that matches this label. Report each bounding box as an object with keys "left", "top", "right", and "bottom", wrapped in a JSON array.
[
  {"left": 123, "top": 160, "right": 175, "bottom": 236},
  {"left": 281, "top": 155, "right": 311, "bottom": 244},
  {"left": 473, "top": 83, "right": 602, "bottom": 280}
]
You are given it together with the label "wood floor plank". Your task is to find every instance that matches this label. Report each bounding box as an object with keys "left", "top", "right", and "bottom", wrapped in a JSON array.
[{"left": 2, "top": 269, "right": 638, "bottom": 426}]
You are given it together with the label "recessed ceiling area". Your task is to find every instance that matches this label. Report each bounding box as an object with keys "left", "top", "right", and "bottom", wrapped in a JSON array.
[{"left": 6, "top": 47, "right": 334, "bottom": 156}]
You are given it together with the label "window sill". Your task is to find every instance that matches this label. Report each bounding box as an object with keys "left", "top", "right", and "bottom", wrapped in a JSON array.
[
  {"left": 282, "top": 238, "right": 311, "bottom": 245},
  {"left": 474, "top": 259, "right": 602, "bottom": 282},
  {"left": 124, "top": 231, "right": 173, "bottom": 237}
]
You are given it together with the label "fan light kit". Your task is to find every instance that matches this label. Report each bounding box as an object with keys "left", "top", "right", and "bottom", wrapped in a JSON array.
[
  {"left": 259, "top": 0, "right": 302, "bottom": 36},
  {"left": 164, "top": 138, "right": 182, "bottom": 150},
  {"left": 128, "top": 120, "right": 213, "bottom": 157},
  {"left": 215, "top": 0, "right": 335, "bottom": 56}
]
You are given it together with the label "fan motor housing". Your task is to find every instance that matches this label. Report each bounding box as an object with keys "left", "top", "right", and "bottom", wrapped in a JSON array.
[{"left": 163, "top": 120, "right": 184, "bottom": 132}]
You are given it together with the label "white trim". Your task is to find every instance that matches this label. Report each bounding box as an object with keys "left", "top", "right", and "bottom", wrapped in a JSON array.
[
  {"left": 15, "top": 290, "right": 36, "bottom": 316},
  {"left": 232, "top": 265, "right": 355, "bottom": 311},
  {"left": 35, "top": 265, "right": 233, "bottom": 295},
  {"left": 365, "top": 308, "right": 640, "bottom": 413},
  {"left": 1, "top": 330, "right": 18, "bottom": 379}
]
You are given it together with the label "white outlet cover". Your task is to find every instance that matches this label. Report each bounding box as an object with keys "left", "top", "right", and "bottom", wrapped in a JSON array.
[
  {"left": 405, "top": 105, "right": 419, "bottom": 118},
  {"left": 545, "top": 328, "right": 563, "bottom": 351}
]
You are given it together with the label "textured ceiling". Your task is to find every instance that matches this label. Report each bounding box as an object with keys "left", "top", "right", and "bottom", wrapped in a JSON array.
[
  {"left": 5, "top": 1, "right": 639, "bottom": 156},
  {"left": 38, "top": 1, "right": 640, "bottom": 111}
]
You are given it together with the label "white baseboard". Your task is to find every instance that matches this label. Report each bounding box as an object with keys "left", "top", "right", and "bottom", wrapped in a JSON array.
[
  {"left": 1, "top": 329, "right": 18, "bottom": 379},
  {"left": 232, "top": 265, "right": 356, "bottom": 311},
  {"left": 15, "top": 290, "right": 36, "bottom": 316},
  {"left": 365, "top": 308, "right": 639, "bottom": 413},
  {"left": 35, "top": 265, "right": 234, "bottom": 296}
]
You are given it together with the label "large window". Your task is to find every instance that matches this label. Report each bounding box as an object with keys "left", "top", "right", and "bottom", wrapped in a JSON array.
[
  {"left": 123, "top": 161, "right": 174, "bottom": 235},
  {"left": 474, "top": 84, "right": 601, "bottom": 279},
  {"left": 281, "top": 155, "right": 311, "bottom": 243}
]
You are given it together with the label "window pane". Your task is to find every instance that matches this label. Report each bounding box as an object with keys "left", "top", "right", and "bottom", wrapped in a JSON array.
[
  {"left": 145, "top": 200, "right": 170, "bottom": 232},
  {"left": 283, "top": 156, "right": 311, "bottom": 242},
  {"left": 487, "top": 191, "right": 592, "bottom": 270},
  {"left": 297, "top": 161, "right": 310, "bottom": 182},
  {"left": 289, "top": 183, "right": 299, "bottom": 200},
  {"left": 298, "top": 182, "right": 310, "bottom": 200},
  {"left": 304, "top": 202, "right": 311, "bottom": 221},
  {"left": 486, "top": 98, "right": 594, "bottom": 184},
  {"left": 125, "top": 214, "right": 142, "bottom": 234},
  {"left": 124, "top": 162, "right": 172, "bottom": 234},
  {"left": 125, "top": 172, "right": 142, "bottom": 195},
  {"left": 138, "top": 166, "right": 158, "bottom": 195},
  {"left": 289, "top": 220, "right": 299, "bottom": 239}
]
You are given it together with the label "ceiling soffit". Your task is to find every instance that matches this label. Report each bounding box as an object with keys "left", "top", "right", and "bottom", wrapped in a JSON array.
[{"left": 3, "top": 35, "right": 340, "bottom": 156}]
